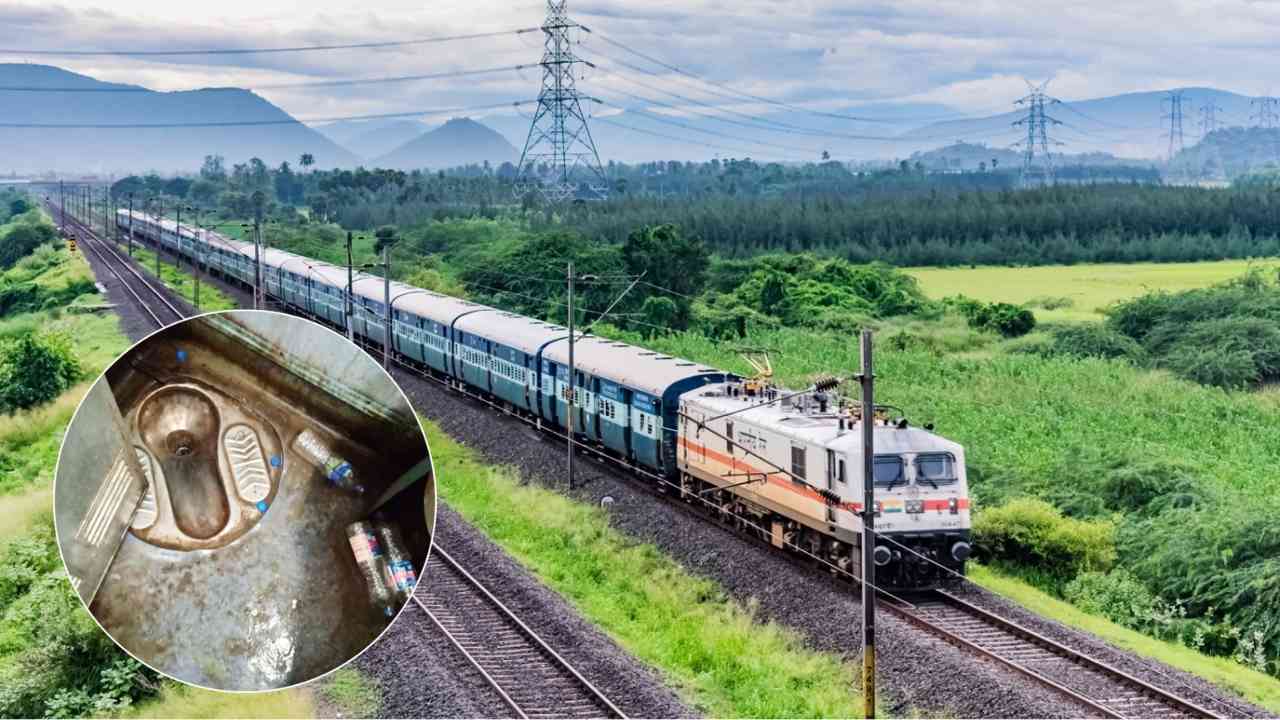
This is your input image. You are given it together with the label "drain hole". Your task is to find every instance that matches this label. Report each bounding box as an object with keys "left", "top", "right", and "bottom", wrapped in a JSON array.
[{"left": 167, "top": 430, "right": 198, "bottom": 457}]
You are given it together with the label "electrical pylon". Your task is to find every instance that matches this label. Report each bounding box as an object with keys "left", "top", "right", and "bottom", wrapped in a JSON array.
[
  {"left": 1252, "top": 96, "right": 1279, "bottom": 129},
  {"left": 515, "top": 0, "right": 609, "bottom": 203},
  {"left": 1012, "top": 80, "right": 1063, "bottom": 188},
  {"left": 1198, "top": 100, "right": 1223, "bottom": 139},
  {"left": 1163, "top": 90, "right": 1189, "bottom": 162}
]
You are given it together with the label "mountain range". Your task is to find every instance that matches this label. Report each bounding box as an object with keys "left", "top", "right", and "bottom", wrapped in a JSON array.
[
  {"left": 0, "top": 64, "right": 357, "bottom": 174},
  {"left": 0, "top": 63, "right": 1273, "bottom": 174}
]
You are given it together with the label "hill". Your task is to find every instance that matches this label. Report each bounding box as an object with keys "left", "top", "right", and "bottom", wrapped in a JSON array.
[
  {"left": 900, "top": 87, "right": 1256, "bottom": 160},
  {"left": 1172, "top": 126, "right": 1280, "bottom": 179},
  {"left": 313, "top": 119, "right": 428, "bottom": 161},
  {"left": 374, "top": 117, "right": 519, "bottom": 170},
  {"left": 0, "top": 64, "right": 359, "bottom": 174}
]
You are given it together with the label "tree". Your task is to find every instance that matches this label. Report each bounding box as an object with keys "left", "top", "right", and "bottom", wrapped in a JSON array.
[
  {"left": 8, "top": 197, "right": 30, "bottom": 216},
  {"left": 373, "top": 225, "right": 399, "bottom": 254},
  {"left": 0, "top": 223, "right": 56, "bottom": 269},
  {"left": 200, "top": 155, "right": 227, "bottom": 182},
  {"left": 639, "top": 296, "right": 677, "bottom": 336},
  {"left": 300, "top": 153, "right": 315, "bottom": 172},
  {"left": 622, "top": 224, "right": 710, "bottom": 330}
]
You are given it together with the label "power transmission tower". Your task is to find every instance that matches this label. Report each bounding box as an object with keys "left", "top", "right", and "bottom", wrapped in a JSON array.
[
  {"left": 1163, "top": 90, "right": 1189, "bottom": 162},
  {"left": 515, "top": 0, "right": 609, "bottom": 204},
  {"left": 1252, "top": 96, "right": 1279, "bottom": 129},
  {"left": 1198, "top": 100, "right": 1223, "bottom": 139},
  {"left": 1011, "top": 80, "right": 1063, "bottom": 188}
]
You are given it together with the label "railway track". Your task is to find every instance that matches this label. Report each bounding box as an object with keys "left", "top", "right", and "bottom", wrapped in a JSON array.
[
  {"left": 412, "top": 546, "right": 626, "bottom": 720},
  {"left": 45, "top": 200, "right": 186, "bottom": 329},
  {"left": 76, "top": 231, "right": 1245, "bottom": 720},
  {"left": 887, "top": 590, "right": 1227, "bottom": 719}
]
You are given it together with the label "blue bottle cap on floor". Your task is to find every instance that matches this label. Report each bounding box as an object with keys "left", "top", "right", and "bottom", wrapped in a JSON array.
[
  {"left": 176, "top": 349, "right": 188, "bottom": 363},
  {"left": 256, "top": 500, "right": 268, "bottom": 513},
  {"left": 270, "top": 455, "right": 281, "bottom": 468}
]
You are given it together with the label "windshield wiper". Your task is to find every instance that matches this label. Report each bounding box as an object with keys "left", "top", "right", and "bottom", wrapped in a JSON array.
[{"left": 885, "top": 474, "right": 903, "bottom": 491}]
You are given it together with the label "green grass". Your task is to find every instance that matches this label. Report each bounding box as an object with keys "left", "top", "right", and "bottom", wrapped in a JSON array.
[
  {"left": 112, "top": 683, "right": 313, "bottom": 719},
  {"left": 969, "top": 564, "right": 1280, "bottom": 714},
  {"left": 0, "top": 488, "right": 51, "bottom": 545},
  {"left": 622, "top": 326, "right": 1280, "bottom": 503},
  {"left": 318, "top": 668, "right": 380, "bottom": 718},
  {"left": 113, "top": 243, "right": 236, "bottom": 312},
  {"left": 429, "top": 420, "right": 865, "bottom": 718},
  {"left": 908, "top": 259, "right": 1280, "bottom": 323}
]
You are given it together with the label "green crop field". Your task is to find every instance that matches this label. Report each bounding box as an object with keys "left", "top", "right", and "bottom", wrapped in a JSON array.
[{"left": 908, "top": 259, "right": 1280, "bottom": 323}]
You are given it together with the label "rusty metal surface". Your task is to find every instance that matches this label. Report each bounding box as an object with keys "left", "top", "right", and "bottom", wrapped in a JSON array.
[{"left": 68, "top": 311, "right": 432, "bottom": 691}]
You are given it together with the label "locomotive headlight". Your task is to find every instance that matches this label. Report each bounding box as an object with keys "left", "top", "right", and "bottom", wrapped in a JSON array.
[
  {"left": 873, "top": 545, "right": 893, "bottom": 567},
  {"left": 948, "top": 497, "right": 959, "bottom": 515},
  {"left": 951, "top": 541, "right": 972, "bottom": 563}
]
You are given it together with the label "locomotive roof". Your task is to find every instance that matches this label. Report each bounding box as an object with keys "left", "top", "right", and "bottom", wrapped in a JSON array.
[
  {"left": 542, "top": 334, "right": 722, "bottom": 398},
  {"left": 682, "top": 383, "right": 964, "bottom": 456}
]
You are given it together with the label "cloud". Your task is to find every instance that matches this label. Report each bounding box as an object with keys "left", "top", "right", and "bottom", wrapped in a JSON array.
[{"left": 2, "top": 0, "right": 1280, "bottom": 161}]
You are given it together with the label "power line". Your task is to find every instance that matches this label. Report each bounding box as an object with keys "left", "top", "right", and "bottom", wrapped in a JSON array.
[
  {"left": 596, "top": 115, "right": 791, "bottom": 159},
  {"left": 595, "top": 100, "right": 827, "bottom": 156},
  {"left": 0, "top": 28, "right": 538, "bottom": 57},
  {"left": 0, "top": 100, "right": 532, "bottom": 128},
  {"left": 0, "top": 64, "right": 533, "bottom": 92},
  {"left": 583, "top": 31, "right": 988, "bottom": 125},
  {"left": 1252, "top": 96, "right": 1279, "bottom": 129}
]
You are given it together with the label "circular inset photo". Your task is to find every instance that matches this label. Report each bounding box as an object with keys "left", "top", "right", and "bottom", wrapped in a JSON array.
[{"left": 53, "top": 310, "right": 436, "bottom": 692}]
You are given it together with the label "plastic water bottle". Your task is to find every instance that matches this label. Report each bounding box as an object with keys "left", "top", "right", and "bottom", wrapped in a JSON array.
[
  {"left": 374, "top": 521, "right": 417, "bottom": 603},
  {"left": 293, "top": 429, "right": 364, "bottom": 495},
  {"left": 345, "top": 521, "right": 395, "bottom": 620}
]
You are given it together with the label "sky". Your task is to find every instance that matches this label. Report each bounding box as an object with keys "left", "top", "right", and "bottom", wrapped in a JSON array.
[{"left": 1, "top": 0, "right": 1279, "bottom": 160}]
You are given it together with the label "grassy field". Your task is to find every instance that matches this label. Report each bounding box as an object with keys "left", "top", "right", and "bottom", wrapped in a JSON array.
[
  {"left": 429, "top": 420, "right": 865, "bottom": 718},
  {"left": 909, "top": 259, "right": 1280, "bottom": 322},
  {"left": 969, "top": 564, "right": 1280, "bottom": 714}
]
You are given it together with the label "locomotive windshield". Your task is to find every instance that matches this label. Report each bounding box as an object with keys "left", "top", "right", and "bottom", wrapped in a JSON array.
[
  {"left": 872, "top": 455, "right": 905, "bottom": 489},
  {"left": 915, "top": 453, "right": 958, "bottom": 487}
]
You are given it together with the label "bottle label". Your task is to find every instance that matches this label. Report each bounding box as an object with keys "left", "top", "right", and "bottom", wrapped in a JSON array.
[
  {"left": 348, "top": 532, "right": 383, "bottom": 563},
  {"left": 387, "top": 559, "right": 416, "bottom": 592},
  {"left": 327, "top": 461, "right": 353, "bottom": 484}
]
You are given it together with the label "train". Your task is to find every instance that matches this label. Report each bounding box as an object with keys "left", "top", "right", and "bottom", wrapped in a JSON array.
[{"left": 115, "top": 208, "right": 972, "bottom": 589}]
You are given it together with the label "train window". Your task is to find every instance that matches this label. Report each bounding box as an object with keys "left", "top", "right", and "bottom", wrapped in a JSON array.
[
  {"left": 873, "top": 455, "right": 905, "bottom": 490},
  {"left": 838, "top": 459, "right": 847, "bottom": 484},
  {"left": 790, "top": 445, "right": 806, "bottom": 480},
  {"left": 915, "top": 453, "right": 958, "bottom": 487},
  {"left": 725, "top": 421, "right": 734, "bottom": 453}
]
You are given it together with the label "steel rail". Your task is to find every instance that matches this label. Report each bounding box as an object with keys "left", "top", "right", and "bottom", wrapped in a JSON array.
[
  {"left": 412, "top": 546, "right": 627, "bottom": 719},
  {"left": 47, "top": 201, "right": 186, "bottom": 327},
  {"left": 121, "top": 235, "right": 1235, "bottom": 720}
]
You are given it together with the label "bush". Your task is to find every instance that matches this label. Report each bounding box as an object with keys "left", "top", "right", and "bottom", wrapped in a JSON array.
[
  {"left": 947, "top": 296, "right": 1037, "bottom": 338},
  {"left": 1048, "top": 324, "right": 1147, "bottom": 362},
  {"left": 0, "top": 332, "right": 81, "bottom": 414},
  {"left": 1154, "top": 317, "right": 1280, "bottom": 390},
  {"left": 0, "top": 223, "right": 57, "bottom": 271},
  {"left": 1065, "top": 569, "right": 1159, "bottom": 628},
  {"left": 0, "top": 524, "right": 159, "bottom": 718},
  {"left": 972, "top": 498, "right": 1116, "bottom": 580}
]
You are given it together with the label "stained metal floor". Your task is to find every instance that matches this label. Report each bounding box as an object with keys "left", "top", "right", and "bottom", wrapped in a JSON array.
[{"left": 78, "top": 314, "right": 432, "bottom": 691}]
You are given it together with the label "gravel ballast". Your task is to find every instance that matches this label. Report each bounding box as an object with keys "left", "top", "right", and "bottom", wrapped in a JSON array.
[
  {"left": 394, "top": 369, "right": 1271, "bottom": 719},
  {"left": 86, "top": 236, "right": 1270, "bottom": 719}
]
